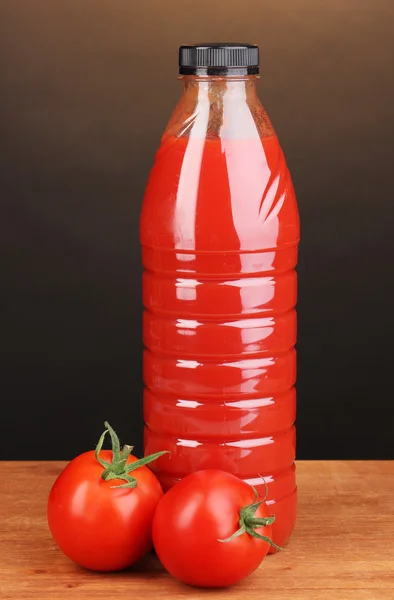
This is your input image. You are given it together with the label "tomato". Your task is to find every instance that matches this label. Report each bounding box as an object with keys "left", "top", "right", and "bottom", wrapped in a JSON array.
[
  {"left": 47, "top": 422, "right": 166, "bottom": 571},
  {"left": 152, "top": 470, "right": 280, "bottom": 587}
]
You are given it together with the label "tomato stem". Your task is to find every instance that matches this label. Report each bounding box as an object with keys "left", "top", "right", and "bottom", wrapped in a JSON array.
[
  {"left": 94, "top": 421, "right": 169, "bottom": 489},
  {"left": 218, "top": 486, "right": 283, "bottom": 550}
]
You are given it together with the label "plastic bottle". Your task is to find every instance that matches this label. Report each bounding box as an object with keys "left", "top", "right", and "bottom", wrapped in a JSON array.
[{"left": 140, "top": 43, "right": 300, "bottom": 549}]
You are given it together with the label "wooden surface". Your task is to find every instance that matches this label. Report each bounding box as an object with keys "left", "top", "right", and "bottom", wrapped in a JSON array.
[{"left": 0, "top": 461, "right": 393, "bottom": 599}]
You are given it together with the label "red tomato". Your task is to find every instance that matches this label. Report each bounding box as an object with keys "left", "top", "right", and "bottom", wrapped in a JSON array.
[
  {"left": 153, "top": 470, "right": 280, "bottom": 588},
  {"left": 48, "top": 422, "right": 165, "bottom": 571}
]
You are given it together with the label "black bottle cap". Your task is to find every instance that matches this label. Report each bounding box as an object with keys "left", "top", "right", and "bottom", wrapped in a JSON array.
[{"left": 179, "top": 43, "right": 259, "bottom": 76}]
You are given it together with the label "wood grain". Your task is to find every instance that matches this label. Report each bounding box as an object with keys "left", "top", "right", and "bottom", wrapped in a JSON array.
[{"left": 0, "top": 461, "right": 393, "bottom": 599}]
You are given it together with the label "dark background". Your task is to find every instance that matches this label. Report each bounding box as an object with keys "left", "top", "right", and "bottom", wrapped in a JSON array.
[{"left": 1, "top": 0, "right": 393, "bottom": 460}]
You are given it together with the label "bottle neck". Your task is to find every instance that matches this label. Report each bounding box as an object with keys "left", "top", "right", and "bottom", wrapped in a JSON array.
[
  {"left": 164, "top": 75, "right": 274, "bottom": 140},
  {"left": 182, "top": 74, "right": 259, "bottom": 99}
]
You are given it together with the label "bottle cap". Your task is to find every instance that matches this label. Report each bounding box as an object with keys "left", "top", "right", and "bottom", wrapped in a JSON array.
[{"left": 179, "top": 43, "right": 259, "bottom": 75}]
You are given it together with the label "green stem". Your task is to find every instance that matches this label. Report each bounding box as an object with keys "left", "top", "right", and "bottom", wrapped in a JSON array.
[
  {"left": 95, "top": 421, "right": 169, "bottom": 489},
  {"left": 218, "top": 486, "right": 283, "bottom": 551}
]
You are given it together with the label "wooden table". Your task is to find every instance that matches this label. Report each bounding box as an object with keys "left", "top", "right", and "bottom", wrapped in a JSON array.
[{"left": 1, "top": 461, "right": 393, "bottom": 599}]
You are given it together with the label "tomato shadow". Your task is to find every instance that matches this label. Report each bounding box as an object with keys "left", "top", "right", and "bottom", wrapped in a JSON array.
[
  {"left": 73, "top": 550, "right": 260, "bottom": 593},
  {"left": 127, "top": 551, "right": 165, "bottom": 575}
]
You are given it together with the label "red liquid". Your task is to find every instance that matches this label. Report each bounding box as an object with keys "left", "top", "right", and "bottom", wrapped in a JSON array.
[{"left": 141, "top": 133, "right": 299, "bottom": 549}]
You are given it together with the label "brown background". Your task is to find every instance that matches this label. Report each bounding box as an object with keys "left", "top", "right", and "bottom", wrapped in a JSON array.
[{"left": 1, "top": 0, "right": 393, "bottom": 459}]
